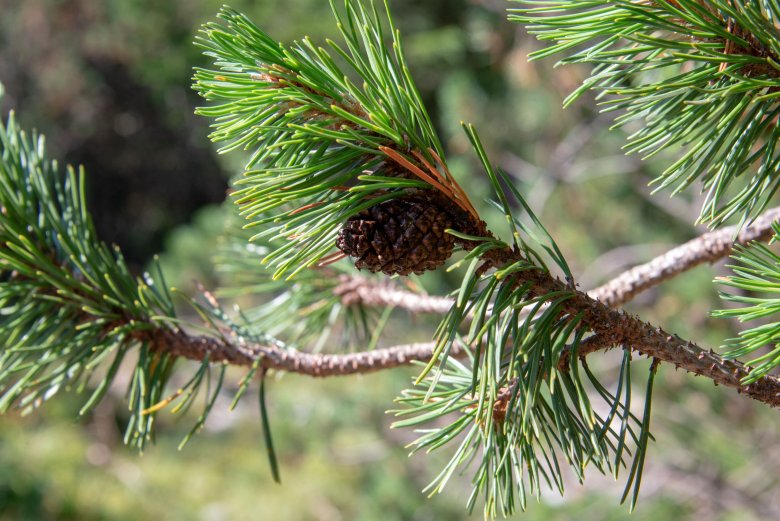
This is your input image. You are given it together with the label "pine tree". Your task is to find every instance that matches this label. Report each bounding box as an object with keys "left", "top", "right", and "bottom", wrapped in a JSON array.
[{"left": 2, "top": 0, "right": 780, "bottom": 517}]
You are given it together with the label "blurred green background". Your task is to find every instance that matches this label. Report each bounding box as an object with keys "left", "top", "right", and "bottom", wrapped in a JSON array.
[{"left": 1, "top": 0, "right": 780, "bottom": 519}]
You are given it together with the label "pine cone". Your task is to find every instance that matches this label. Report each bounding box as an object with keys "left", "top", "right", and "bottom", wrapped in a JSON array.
[{"left": 336, "top": 196, "right": 455, "bottom": 275}]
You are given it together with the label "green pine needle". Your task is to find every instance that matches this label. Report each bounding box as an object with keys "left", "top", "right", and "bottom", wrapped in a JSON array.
[
  {"left": 213, "top": 212, "right": 391, "bottom": 350},
  {"left": 393, "top": 136, "right": 651, "bottom": 516},
  {"left": 715, "top": 222, "right": 780, "bottom": 383},
  {"left": 0, "top": 87, "right": 250, "bottom": 453},
  {"left": 0, "top": 103, "right": 169, "bottom": 430},
  {"left": 510, "top": 0, "right": 780, "bottom": 227},
  {"left": 194, "top": 2, "right": 447, "bottom": 278}
]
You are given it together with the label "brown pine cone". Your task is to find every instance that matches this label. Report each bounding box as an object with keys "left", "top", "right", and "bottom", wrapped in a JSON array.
[{"left": 336, "top": 196, "right": 455, "bottom": 275}]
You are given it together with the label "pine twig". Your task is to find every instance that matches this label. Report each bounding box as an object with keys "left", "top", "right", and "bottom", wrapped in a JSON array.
[
  {"left": 589, "top": 205, "right": 780, "bottom": 307},
  {"left": 333, "top": 274, "right": 452, "bottom": 314}
]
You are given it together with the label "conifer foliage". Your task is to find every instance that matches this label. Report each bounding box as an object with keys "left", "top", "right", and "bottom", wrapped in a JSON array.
[
  {"left": 1, "top": 1, "right": 780, "bottom": 518},
  {"left": 511, "top": 0, "right": 780, "bottom": 226}
]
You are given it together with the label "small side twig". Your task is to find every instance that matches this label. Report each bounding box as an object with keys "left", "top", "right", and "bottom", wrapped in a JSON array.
[
  {"left": 588, "top": 205, "right": 780, "bottom": 307},
  {"left": 333, "top": 275, "right": 452, "bottom": 313}
]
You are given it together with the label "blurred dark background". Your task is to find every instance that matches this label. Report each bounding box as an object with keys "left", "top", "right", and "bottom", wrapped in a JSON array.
[
  {"left": 1, "top": 1, "right": 779, "bottom": 520},
  {"left": 0, "top": 0, "right": 229, "bottom": 267}
]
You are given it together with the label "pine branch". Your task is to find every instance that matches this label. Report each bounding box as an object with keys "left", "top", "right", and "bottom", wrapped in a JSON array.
[
  {"left": 510, "top": 0, "right": 780, "bottom": 226},
  {"left": 132, "top": 312, "right": 780, "bottom": 405},
  {"left": 498, "top": 261, "right": 780, "bottom": 407},
  {"left": 589, "top": 204, "right": 780, "bottom": 307},
  {"left": 332, "top": 204, "right": 780, "bottom": 313},
  {"left": 123, "top": 232, "right": 780, "bottom": 408},
  {"left": 144, "top": 328, "right": 464, "bottom": 377},
  {"left": 6, "top": 1, "right": 780, "bottom": 515}
]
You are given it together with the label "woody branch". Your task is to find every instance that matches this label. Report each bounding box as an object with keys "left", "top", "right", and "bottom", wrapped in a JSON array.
[
  {"left": 335, "top": 204, "right": 780, "bottom": 313},
  {"left": 142, "top": 202, "right": 780, "bottom": 406}
]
